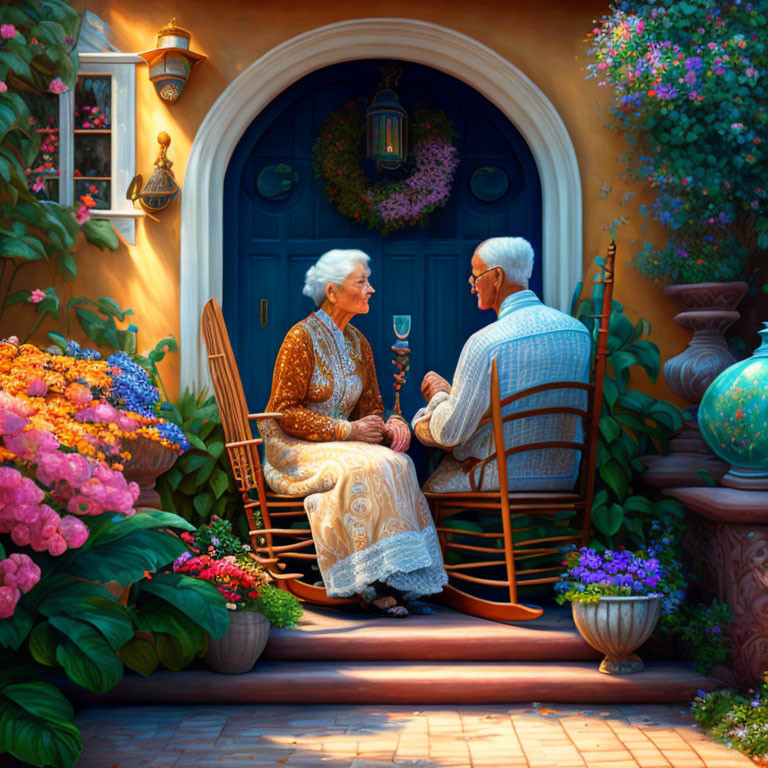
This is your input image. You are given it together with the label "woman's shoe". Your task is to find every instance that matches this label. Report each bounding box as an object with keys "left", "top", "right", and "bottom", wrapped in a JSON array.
[{"left": 359, "top": 594, "right": 409, "bottom": 618}]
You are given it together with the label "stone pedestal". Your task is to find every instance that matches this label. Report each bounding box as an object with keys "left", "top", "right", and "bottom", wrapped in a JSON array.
[
  {"left": 641, "top": 419, "right": 728, "bottom": 488},
  {"left": 667, "top": 486, "right": 768, "bottom": 689}
]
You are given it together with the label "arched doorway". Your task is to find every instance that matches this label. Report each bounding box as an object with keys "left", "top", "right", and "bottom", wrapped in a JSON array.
[
  {"left": 180, "top": 19, "right": 582, "bottom": 390},
  {"left": 223, "top": 60, "right": 542, "bottom": 427}
]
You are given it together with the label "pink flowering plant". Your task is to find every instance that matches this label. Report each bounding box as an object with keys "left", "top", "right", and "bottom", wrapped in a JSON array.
[
  {"left": 0, "top": 386, "right": 229, "bottom": 768},
  {"left": 587, "top": 0, "right": 767, "bottom": 287}
]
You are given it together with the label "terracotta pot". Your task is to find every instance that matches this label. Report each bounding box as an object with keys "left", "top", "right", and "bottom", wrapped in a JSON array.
[
  {"left": 204, "top": 610, "right": 270, "bottom": 674},
  {"left": 122, "top": 436, "right": 178, "bottom": 509},
  {"left": 662, "top": 281, "right": 748, "bottom": 404},
  {"left": 571, "top": 596, "right": 661, "bottom": 675}
]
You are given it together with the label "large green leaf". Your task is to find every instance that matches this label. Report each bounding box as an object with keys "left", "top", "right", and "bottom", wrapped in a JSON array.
[
  {"left": 66, "top": 529, "right": 187, "bottom": 585},
  {"left": 0, "top": 683, "right": 82, "bottom": 768},
  {"left": 80, "top": 218, "right": 118, "bottom": 250},
  {"left": 73, "top": 306, "right": 106, "bottom": 344},
  {"left": 50, "top": 617, "right": 123, "bottom": 694},
  {"left": 599, "top": 458, "right": 629, "bottom": 501},
  {"left": 130, "top": 603, "right": 208, "bottom": 667},
  {"left": 0, "top": 235, "right": 44, "bottom": 260},
  {"left": 117, "top": 636, "right": 159, "bottom": 677},
  {"left": 39, "top": 590, "right": 133, "bottom": 650},
  {"left": 0, "top": 606, "right": 33, "bottom": 650},
  {"left": 138, "top": 572, "right": 229, "bottom": 638},
  {"left": 29, "top": 621, "right": 59, "bottom": 667},
  {"left": 591, "top": 502, "right": 624, "bottom": 537},
  {"left": 92, "top": 508, "right": 194, "bottom": 545}
]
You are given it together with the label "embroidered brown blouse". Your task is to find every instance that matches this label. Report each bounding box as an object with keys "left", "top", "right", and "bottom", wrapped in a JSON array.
[{"left": 266, "top": 315, "right": 384, "bottom": 442}]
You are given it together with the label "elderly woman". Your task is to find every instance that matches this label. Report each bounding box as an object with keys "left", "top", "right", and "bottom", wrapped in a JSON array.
[{"left": 260, "top": 249, "right": 447, "bottom": 616}]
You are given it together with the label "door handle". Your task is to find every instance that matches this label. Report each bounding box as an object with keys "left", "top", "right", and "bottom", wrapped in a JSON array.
[{"left": 260, "top": 299, "right": 268, "bottom": 327}]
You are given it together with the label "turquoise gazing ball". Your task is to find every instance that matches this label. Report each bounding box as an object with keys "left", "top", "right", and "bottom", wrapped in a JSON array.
[{"left": 698, "top": 322, "right": 768, "bottom": 472}]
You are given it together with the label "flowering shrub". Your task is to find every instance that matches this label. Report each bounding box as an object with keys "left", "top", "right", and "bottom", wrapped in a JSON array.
[
  {"left": 0, "top": 340, "right": 186, "bottom": 462},
  {"left": 587, "top": 0, "right": 767, "bottom": 285},
  {"left": 313, "top": 102, "right": 459, "bottom": 235},
  {"left": 692, "top": 678, "right": 768, "bottom": 766},
  {"left": 555, "top": 546, "right": 663, "bottom": 604},
  {"left": 175, "top": 517, "right": 303, "bottom": 628}
]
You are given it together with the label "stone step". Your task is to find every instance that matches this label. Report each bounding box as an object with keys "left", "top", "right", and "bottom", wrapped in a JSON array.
[
  {"left": 94, "top": 660, "right": 718, "bottom": 705},
  {"left": 263, "top": 605, "right": 603, "bottom": 662}
]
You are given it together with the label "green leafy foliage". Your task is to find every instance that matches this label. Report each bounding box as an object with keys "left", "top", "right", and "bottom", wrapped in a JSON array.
[
  {"left": 251, "top": 583, "right": 304, "bottom": 629},
  {"left": 573, "top": 260, "right": 683, "bottom": 549},
  {"left": 0, "top": 0, "right": 121, "bottom": 346},
  {"left": 692, "top": 681, "right": 768, "bottom": 763},
  {"left": 156, "top": 388, "right": 254, "bottom": 539},
  {"left": 0, "top": 506, "right": 228, "bottom": 768},
  {"left": 587, "top": 1, "right": 767, "bottom": 287},
  {"left": 662, "top": 599, "right": 733, "bottom": 674}
]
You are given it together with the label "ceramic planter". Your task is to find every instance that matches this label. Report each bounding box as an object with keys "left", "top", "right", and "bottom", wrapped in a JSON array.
[
  {"left": 204, "top": 610, "right": 270, "bottom": 674},
  {"left": 698, "top": 323, "right": 768, "bottom": 490},
  {"left": 121, "top": 435, "right": 178, "bottom": 509},
  {"left": 571, "top": 596, "right": 661, "bottom": 674}
]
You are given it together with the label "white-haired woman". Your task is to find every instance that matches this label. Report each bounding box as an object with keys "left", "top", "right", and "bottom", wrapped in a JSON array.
[{"left": 261, "top": 249, "right": 447, "bottom": 616}]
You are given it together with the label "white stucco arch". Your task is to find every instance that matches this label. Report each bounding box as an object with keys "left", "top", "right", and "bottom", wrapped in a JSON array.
[{"left": 180, "top": 17, "right": 582, "bottom": 388}]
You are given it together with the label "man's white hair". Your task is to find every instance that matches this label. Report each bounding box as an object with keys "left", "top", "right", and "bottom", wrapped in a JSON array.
[
  {"left": 302, "top": 249, "right": 371, "bottom": 307},
  {"left": 476, "top": 237, "right": 534, "bottom": 288}
]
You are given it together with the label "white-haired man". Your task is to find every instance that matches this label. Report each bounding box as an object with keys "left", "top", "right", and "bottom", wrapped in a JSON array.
[{"left": 413, "top": 236, "right": 592, "bottom": 493}]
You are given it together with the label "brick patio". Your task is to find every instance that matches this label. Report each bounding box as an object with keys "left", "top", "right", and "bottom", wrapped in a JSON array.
[{"left": 74, "top": 702, "right": 753, "bottom": 768}]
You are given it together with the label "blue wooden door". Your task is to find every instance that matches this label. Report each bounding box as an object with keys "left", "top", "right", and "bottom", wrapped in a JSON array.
[{"left": 224, "top": 61, "right": 542, "bottom": 464}]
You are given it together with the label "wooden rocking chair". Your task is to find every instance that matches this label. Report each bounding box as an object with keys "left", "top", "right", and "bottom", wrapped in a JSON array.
[
  {"left": 200, "top": 297, "right": 356, "bottom": 606},
  {"left": 424, "top": 243, "right": 616, "bottom": 622}
]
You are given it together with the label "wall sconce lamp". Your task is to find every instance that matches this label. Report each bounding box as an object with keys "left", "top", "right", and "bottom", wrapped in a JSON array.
[
  {"left": 139, "top": 19, "right": 205, "bottom": 102},
  {"left": 127, "top": 132, "right": 180, "bottom": 220}
]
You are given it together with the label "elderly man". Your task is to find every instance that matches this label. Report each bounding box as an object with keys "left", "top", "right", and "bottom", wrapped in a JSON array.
[{"left": 413, "top": 236, "right": 592, "bottom": 493}]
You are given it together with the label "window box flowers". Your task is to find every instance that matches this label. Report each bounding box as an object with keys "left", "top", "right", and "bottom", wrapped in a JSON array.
[{"left": 556, "top": 547, "right": 663, "bottom": 674}]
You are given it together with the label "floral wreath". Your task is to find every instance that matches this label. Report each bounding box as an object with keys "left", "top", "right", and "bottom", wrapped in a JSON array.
[{"left": 312, "top": 102, "right": 459, "bottom": 235}]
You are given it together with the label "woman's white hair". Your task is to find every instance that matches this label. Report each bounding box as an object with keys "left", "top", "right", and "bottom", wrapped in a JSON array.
[
  {"left": 302, "top": 249, "right": 371, "bottom": 307},
  {"left": 476, "top": 237, "right": 534, "bottom": 288}
]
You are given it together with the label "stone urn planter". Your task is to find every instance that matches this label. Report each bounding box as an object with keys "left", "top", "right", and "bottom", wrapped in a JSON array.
[
  {"left": 662, "top": 281, "right": 748, "bottom": 403},
  {"left": 571, "top": 596, "right": 662, "bottom": 674},
  {"left": 204, "top": 610, "right": 270, "bottom": 674},
  {"left": 642, "top": 281, "right": 747, "bottom": 488},
  {"left": 122, "top": 436, "right": 178, "bottom": 509}
]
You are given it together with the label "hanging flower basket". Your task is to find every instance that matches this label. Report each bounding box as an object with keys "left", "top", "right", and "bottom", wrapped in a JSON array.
[{"left": 312, "top": 102, "right": 459, "bottom": 235}]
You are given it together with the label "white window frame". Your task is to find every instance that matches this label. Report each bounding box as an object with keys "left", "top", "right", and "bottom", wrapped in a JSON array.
[{"left": 59, "top": 52, "right": 143, "bottom": 244}]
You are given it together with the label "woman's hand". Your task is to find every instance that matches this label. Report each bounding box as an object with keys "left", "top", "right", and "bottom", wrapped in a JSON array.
[
  {"left": 385, "top": 416, "right": 411, "bottom": 452},
  {"left": 349, "top": 414, "right": 387, "bottom": 443},
  {"left": 421, "top": 371, "right": 451, "bottom": 403}
]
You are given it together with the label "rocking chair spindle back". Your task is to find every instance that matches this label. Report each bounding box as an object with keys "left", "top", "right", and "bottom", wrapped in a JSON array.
[
  {"left": 424, "top": 242, "right": 616, "bottom": 622},
  {"left": 200, "top": 297, "right": 355, "bottom": 605}
]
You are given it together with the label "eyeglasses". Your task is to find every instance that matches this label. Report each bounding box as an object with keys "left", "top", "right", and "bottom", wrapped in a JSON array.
[{"left": 468, "top": 266, "right": 498, "bottom": 290}]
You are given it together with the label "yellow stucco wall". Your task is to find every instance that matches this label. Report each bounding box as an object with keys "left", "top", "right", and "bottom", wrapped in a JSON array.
[{"left": 7, "top": 0, "right": 690, "bottom": 406}]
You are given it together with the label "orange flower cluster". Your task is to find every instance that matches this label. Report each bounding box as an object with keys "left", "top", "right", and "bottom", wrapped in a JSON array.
[{"left": 0, "top": 342, "right": 175, "bottom": 462}]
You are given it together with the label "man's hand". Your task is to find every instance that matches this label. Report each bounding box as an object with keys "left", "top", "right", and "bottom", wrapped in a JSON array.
[
  {"left": 349, "top": 415, "right": 387, "bottom": 443},
  {"left": 421, "top": 371, "right": 451, "bottom": 403},
  {"left": 384, "top": 416, "right": 411, "bottom": 452}
]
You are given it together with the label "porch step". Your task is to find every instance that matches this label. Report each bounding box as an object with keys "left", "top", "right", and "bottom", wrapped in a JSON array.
[
  {"left": 93, "top": 660, "right": 719, "bottom": 705},
  {"left": 263, "top": 605, "right": 602, "bottom": 662}
]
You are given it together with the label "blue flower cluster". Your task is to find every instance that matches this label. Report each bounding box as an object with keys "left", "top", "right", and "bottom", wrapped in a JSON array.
[
  {"left": 556, "top": 546, "right": 663, "bottom": 597},
  {"left": 65, "top": 339, "right": 101, "bottom": 360},
  {"left": 107, "top": 351, "right": 189, "bottom": 452},
  {"left": 108, "top": 352, "right": 159, "bottom": 415}
]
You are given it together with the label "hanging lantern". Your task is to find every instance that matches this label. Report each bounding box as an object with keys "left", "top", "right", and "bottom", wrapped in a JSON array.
[
  {"left": 366, "top": 67, "right": 407, "bottom": 170},
  {"left": 126, "top": 132, "right": 180, "bottom": 218},
  {"left": 139, "top": 19, "right": 205, "bottom": 103}
]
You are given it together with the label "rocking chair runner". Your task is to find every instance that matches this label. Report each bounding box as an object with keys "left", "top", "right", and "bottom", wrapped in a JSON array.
[
  {"left": 200, "top": 297, "right": 356, "bottom": 606},
  {"left": 424, "top": 242, "right": 616, "bottom": 622}
]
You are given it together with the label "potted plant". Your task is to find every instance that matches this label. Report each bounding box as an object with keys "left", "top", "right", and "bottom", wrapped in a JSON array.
[
  {"left": 173, "top": 517, "right": 303, "bottom": 674},
  {"left": 587, "top": 1, "right": 767, "bottom": 403},
  {"left": 556, "top": 546, "right": 663, "bottom": 674}
]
